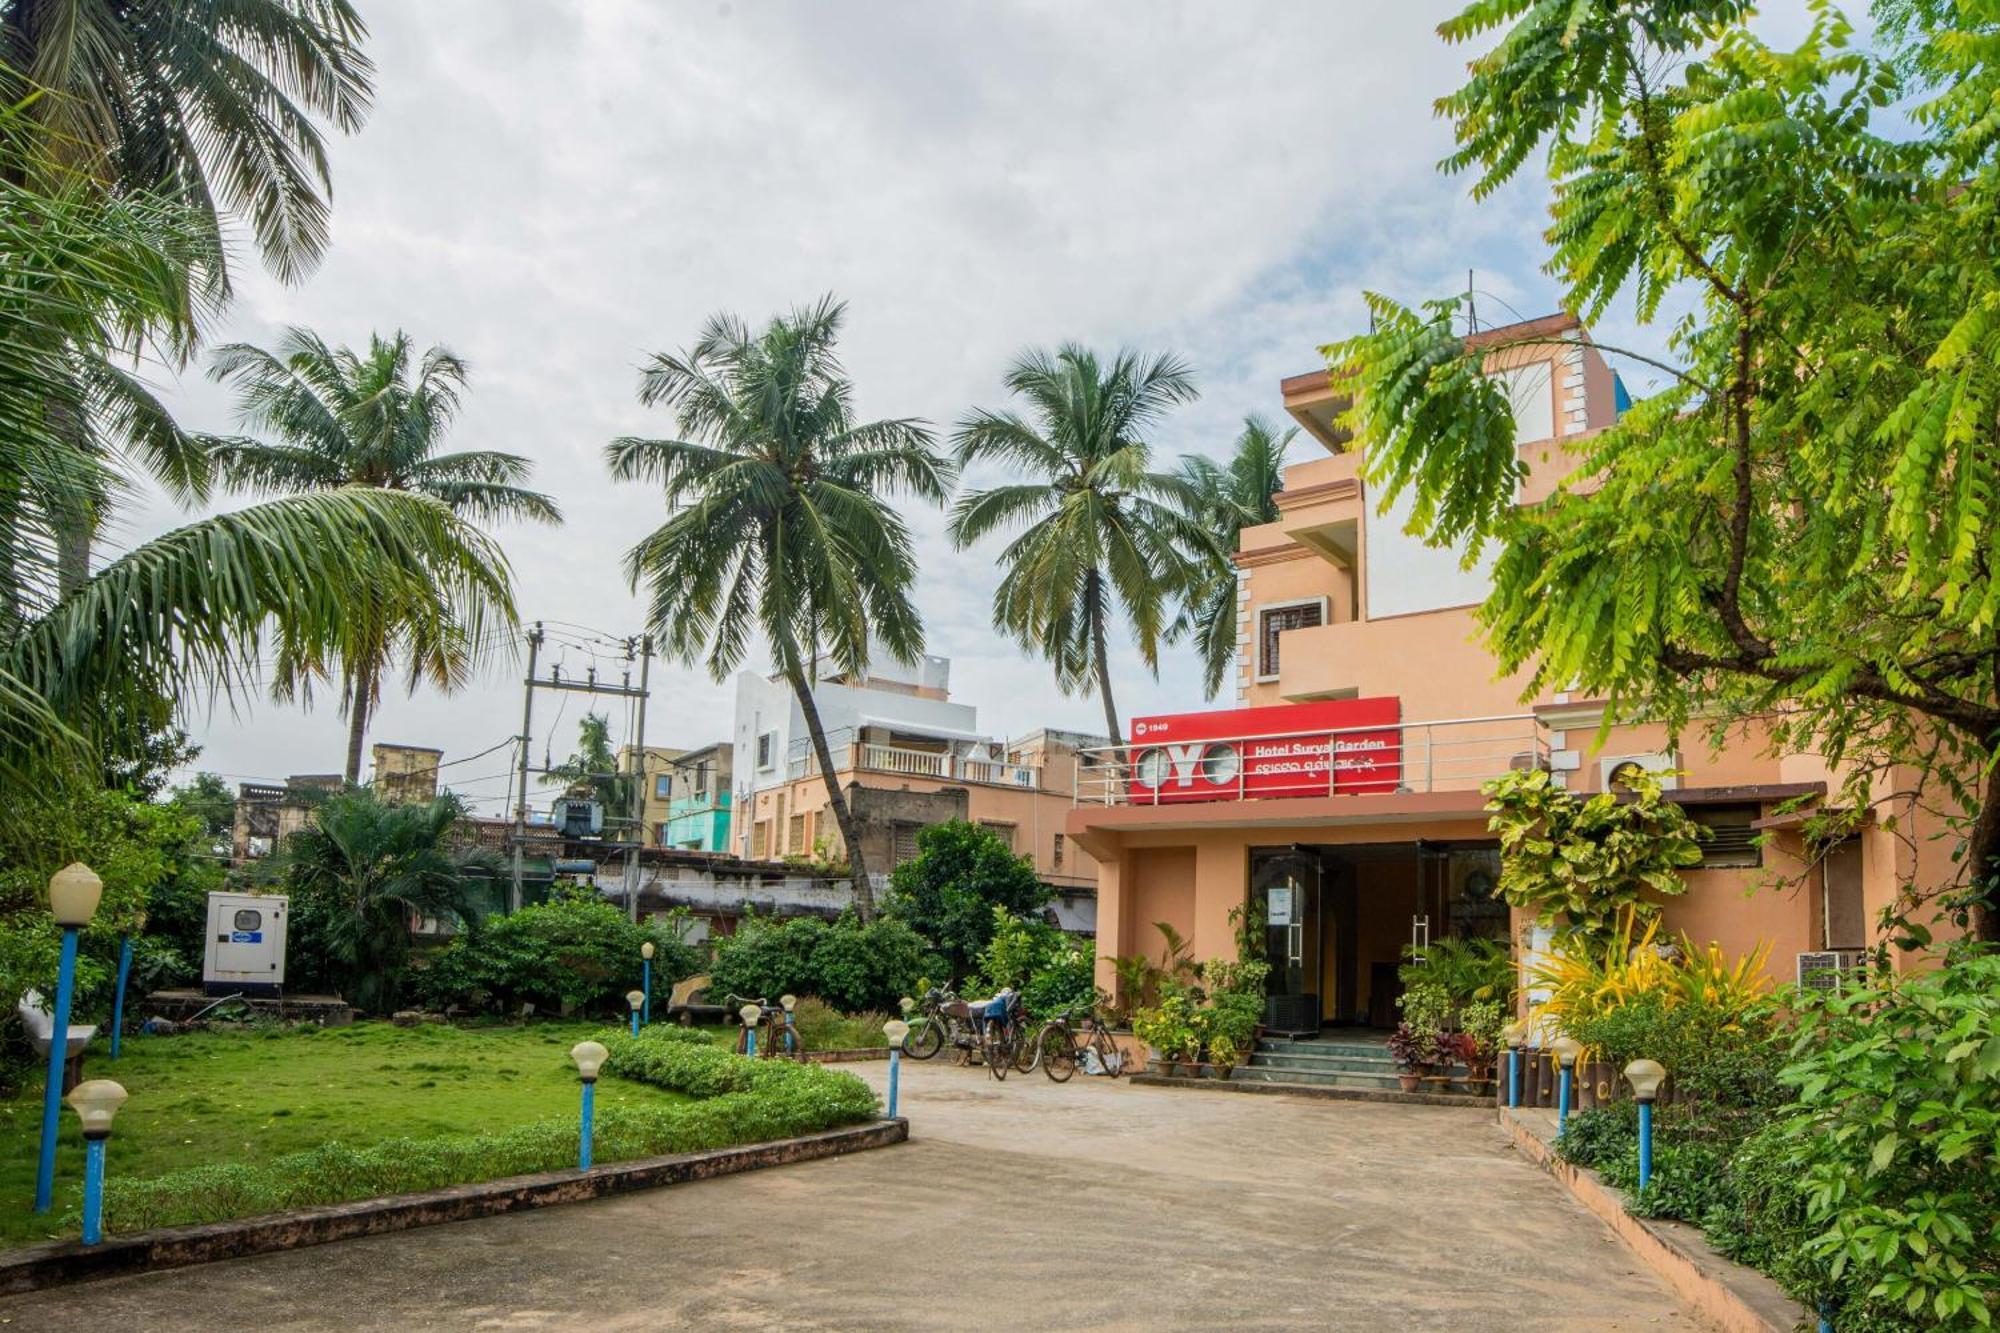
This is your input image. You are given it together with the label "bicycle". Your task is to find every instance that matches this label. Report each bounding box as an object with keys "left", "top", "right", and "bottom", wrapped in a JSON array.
[
  {"left": 970, "top": 991, "right": 1028, "bottom": 1081},
  {"left": 1035, "top": 1004, "right": 1125, "bottom": 1082},
  {"left": 723, "top": 994, "right": 805, "bottom": 1061}
]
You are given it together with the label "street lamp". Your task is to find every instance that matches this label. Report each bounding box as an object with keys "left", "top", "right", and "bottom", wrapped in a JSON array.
[
  {"left": 779, "top": 994, "right": 797, "bottom": 1058},
  {"left": 1551, "top": 1035, "right": 1584, "bottom": 1133},
  {"left": 898, "top": 996, "right": 915, "bottom": 1016},
  {"left": 66, "top": 1079, "right": 126, "bottom": 1246},
  {"left": 570, "top": 1040, "right": 608, "bottom": 1170},
  {"left": 639, "top": 941, "right": 655, "bottom": 1025},
  {"left": 739, "top": 1002, "right": 763, "bottom": 1058},
  {"left": 883, "top": 1019, "right": 910, "bottom": 1119},
  {"left": 36, "top": 862, "right": 101, "bottom": 1214},
  {"left": 625, "top": 989, "right": 646, "bottom": 1038},
  {"left": 1625, "top": 1059, "right": 1667, "bottom": 1192},
  {"left": 112, "top": 910, "right": 143, "bottom": 1061},
  {"left": 1504, "top": 1021, "right": 1525, "bottom": 1110}
]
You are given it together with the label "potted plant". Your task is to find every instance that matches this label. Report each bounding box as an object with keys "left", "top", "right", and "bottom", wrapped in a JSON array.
[{"left": 1386, "top": 1022, "right": 1436, "bottom": 1092}]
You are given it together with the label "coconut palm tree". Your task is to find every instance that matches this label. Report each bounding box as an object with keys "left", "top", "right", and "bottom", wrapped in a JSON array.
[
  {"left": 0, "top": 0, "right": 375, "bottom": 588},
  {"left": 607, "top": 296, "right": 952, "bottom": 919},
  {"left": 1173, "top": 413, "right": 1297, "bottom": 696},
  {"left": 207, "top": 328, "right": 561, "bottom": 782},
  {"left": 0, "top": 142, "right": 515, "bottom": 805},
  {"left": 949, "top": 344, "right": 1215, "bottom": 748}
]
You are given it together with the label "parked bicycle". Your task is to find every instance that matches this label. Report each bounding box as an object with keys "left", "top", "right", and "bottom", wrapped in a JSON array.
[
  {"left": 970, "top": 990, "right": 1029, "bottom": 1081},
  {"left": 1034, "top": 1003, "right": 1125, "bottom": 1082},
  {"left": 723, "top": 994, "right": 804, "bottom": 1061}
]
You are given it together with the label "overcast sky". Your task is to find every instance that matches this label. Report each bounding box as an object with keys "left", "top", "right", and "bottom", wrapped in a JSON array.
[{"left": 121, "top": 0, "right": 1818, "bottom": 816}]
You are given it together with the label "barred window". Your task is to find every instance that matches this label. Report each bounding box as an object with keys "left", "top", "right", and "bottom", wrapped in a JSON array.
[
  {"left": 1258, "top": 601, "right": 1325, "bottom": 678},
  {"left": 1693, "top": 805, "right": 1762, "bottom": 868}
]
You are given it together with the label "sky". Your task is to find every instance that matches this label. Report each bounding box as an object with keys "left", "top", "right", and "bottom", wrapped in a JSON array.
[{"left": 122, "top": 0, "right": 1819, "bottom": 817}]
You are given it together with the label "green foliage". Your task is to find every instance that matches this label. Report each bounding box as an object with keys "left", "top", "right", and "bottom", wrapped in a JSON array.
[
  {"left": 1131, "top": 992, "right": 1203, "bottom": 1062},
  {"left": 98, "top": 1026, "right": 877, "bottom": 1235},
  {"left": 411, "top": 890, "right": 698, "bottom": 1017},
  {"left": 787, "top": 996, "right": 891, "bottom": 1051},
  {"left": 607, "top": 296, "right": 952, "bottom": 910},
  {"left": 948, "top": 343, "right": 1216, "bottom": 742},
  {"left": 1484, "top": 769, "right": 1702, "bottom": 938},
  {"left": 973, "top": 905, "right": 1095, "bottom": 1020},
  {"left": 706, "top": 913, "right": 932, "bottom": 1016},
  {"left": 886, "top": 820, "right": 1051, "bottom": 980},
  {"left": 1398, "top": 935, "right": 1515, "bottom": 1009},
  {"left": 1343, "top": 0, "right": 2000, "bottom": 938},
  {"left": 1568, "top": 991, "right": 1786, "bottom": 1109},
  {"left": 1729, "top": 958, "right": 2000, "bottom": 1328},
  {"left": 276, "top": 789, "right": 502, "bottom": 1013},
  {"left": 538, "top": 713, "right": 632, "bottom": 819},
  {"left": 167, "top": 771, "right": 236, "bottom": 844}
]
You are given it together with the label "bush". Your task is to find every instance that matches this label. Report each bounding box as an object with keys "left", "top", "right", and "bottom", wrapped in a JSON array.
[
  {"left": 788, "top": 996, "right": 890, "bottom": 1050},
  {"left": 409, "top": 891, "right": 700, "bottom": 1017},
  {"left": 884, "top": 820, "right": 1050, "bottom": 981},
  {"left": 99, "top": 1026, "right": 878, "bottom": 1233},
  {"left": 1568, "top": 991, "right": 1786, "bottom": 1110},
  {"left": 973, "top": 906, "right": 1095, "bottom": 1019},
  {"left": 706, "top": 913, "right": 931, "bottom": 1015}
]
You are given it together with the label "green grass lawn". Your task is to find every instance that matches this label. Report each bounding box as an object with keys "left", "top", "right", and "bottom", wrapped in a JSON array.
[{"left": 0, "top": 1020, "right": 696, "bottom": 1248}]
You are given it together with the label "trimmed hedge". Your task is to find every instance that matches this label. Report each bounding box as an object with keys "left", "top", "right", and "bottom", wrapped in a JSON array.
[{"left": 96, "top": 1027, "right": 878, "bottom": 1233}]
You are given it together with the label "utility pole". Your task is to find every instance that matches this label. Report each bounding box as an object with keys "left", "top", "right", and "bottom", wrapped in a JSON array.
[
  {"left": 510, "top": 622, "right": 544, "bottom": 912},
  {"left": 624, "top": 634, "right": 653, "bottom": 923}
]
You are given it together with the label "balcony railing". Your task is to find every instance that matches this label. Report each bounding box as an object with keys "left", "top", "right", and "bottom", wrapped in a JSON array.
[
  {"left": 1072, "top": 714, "right": 1546, "bottom": 807},
  {"left": 788, "top": 741, "right": 1042, "bottom": 789}
]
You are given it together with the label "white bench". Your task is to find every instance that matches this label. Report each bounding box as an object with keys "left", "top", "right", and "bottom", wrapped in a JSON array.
[{"left": 16, "top": 989, "right": 96, "bottom": 1059}]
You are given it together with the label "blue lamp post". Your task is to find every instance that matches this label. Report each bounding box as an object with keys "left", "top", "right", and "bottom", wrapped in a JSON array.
[
  {"left": 639, "top": 941, "right": 654, "bottom": 1025},
  {"left": 1551, "top": 1035, "right": 1583, "bottom": 1135},
  {"left": 739, "top": 1003, "right": 762, "bottom": 1058},
  {"left": 67, "top": 1079, "right": 126, "bottom": 1245},
  {"left": 883, "top": 1019, "right": 909, "bottom": 1119},
  {"left": 36, "top": 862, "right": 102, "bottom": 1214},
  {"left": 111, "top": 916, "right": 140, "bottom": 1060},
  {"left": 625, "top": 989, "right": 645, "bottom": 1038},
  {"left": 1504, "top": 1022, "right": 1524, "bottom": 1109},
  {"left": 1625, "top": 1058, "right": 1667, "bottom": 1193},
  {"left": 570, "top": 1040, "right": 608, "bottom": 1170},
  {"left": 780, "top": 994, "right": 797, "bottom": 1058}
]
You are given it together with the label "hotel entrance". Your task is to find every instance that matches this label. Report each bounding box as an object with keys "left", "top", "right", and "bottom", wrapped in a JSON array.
[{"left": 1249, "top": 841, "right": 1505, "bottom": 1037}]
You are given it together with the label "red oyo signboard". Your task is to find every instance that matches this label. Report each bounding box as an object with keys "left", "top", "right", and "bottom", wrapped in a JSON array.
[{"left": 1125, "top": 697, "right": 1402, "bottom": 803}]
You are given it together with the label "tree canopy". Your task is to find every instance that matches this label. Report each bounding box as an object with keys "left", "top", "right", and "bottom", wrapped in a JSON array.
[{"left": 1331, "top": 0, "right": 2000, "bottom": 943}]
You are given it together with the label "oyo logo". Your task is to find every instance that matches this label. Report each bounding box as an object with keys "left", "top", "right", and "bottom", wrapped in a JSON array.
[{"left": 1135, "top": 742, "right": 1241, "bottom": 790}]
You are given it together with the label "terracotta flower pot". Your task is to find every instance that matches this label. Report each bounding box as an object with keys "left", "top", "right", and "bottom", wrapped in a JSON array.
[{"left": 1398, "top": 1071, "right": 1422, "bottom": 1093}]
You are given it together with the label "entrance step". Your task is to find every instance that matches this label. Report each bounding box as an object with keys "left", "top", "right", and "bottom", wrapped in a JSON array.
[
  {"left": 1246, "top": 1050, "right": 1398, "bottom": 1075},
  {"left": 1233, "top": 1064, "right": 1407, "bottom": 1091}
]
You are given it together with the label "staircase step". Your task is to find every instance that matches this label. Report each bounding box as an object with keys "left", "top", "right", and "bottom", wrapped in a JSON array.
[
  {"left": 1256, "top": 1037, "right": 1395, "bottom": 1057},
  {"left": 1231, "top": 1065, "right": 1408, "bottom": 1090},
  {"left": 1247, "top": 1051, "right": 1398, "bottom": 1074}
]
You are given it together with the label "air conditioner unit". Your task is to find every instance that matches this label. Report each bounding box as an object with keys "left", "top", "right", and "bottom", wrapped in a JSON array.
[
  {"left": 1796, "top": 950, "right": 1867, "bottom": 991},
  {"left": 1600, "top": 752, "right": 1678, "bottom": 791}
]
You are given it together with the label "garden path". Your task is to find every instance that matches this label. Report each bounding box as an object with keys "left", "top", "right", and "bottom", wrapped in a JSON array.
[{"left": 0, "top": 1060, "right": 1700, "bottom": 1330}]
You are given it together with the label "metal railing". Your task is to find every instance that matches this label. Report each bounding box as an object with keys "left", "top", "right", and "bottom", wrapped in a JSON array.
[
  {"left": 1071, "top": 714, "right": 1547, "bottom": 807},
  {"left": 787, "top": 742, "right": 1043, "bottom": 790}
]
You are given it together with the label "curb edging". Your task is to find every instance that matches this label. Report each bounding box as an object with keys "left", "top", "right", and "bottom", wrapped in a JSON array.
[
  {"left": 1499, "top": 1107, "right": 1804, "bottom": 1333},
  {"left": 0, "top": 1117, "right": 908, "bottom": 1297},
  {"left": 1130, "top": 1072, "right": 1491, "bottom": 1109}
]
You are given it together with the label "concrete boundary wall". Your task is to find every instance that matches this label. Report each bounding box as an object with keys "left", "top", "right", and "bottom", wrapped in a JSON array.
[
  {"left": 1499, "top": 1107, "right": 1804, "bottom": 1333},
  {"left": 0, "top": 1118, "right": 907, "bottom": 1297}
]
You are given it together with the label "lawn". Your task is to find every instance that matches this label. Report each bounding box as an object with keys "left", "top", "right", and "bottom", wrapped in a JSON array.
[{"left": 0, "top": 1020, "right": 693, "bottom": 1249}]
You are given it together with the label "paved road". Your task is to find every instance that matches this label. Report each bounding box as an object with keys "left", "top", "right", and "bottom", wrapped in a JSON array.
[{"left": 0, "top": 1062, "right": 1699, "bottom": 1331}]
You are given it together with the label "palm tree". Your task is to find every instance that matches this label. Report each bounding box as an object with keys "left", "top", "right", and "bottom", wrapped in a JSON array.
[
  {"left": 277, "top": 787, "right": 501, "bottom": 1013},
  {"left": 607, "top": 296, "right": 952, "bottom": 919},
  {"left": 1173, "top": 413, "right": 1296, "bottom": 696},
  {"left": 0, "top": 144, "right": 515, "bottom": 807},
  {"left": 0, "top": 0, "right": 375, "bottom": 588},
  {"left": 949, "top": 345, "right": 1215, "bottom": 747},
  {"left": 541, "top": 712, "right": 630, "bottom": 821},
  {"left": 208, "top": 328, "right": 561, "bottom": 783}
]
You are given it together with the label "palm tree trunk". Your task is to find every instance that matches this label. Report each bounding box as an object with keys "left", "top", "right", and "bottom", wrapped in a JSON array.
[
  {"left": 1088, "top": 568, "right": 1123, "bottom": 749},
  {"left": 48, "top": 396, "right": 93, "bottom": 597},
  {"left": 787, "top": 664, "right": 874, "bottom": 920},
  {"left": 1970, "top": 765, "right": 2000, "bottom": 945},
  {"left": 344, "top": 661, "right": 376, "bottom": 785}
]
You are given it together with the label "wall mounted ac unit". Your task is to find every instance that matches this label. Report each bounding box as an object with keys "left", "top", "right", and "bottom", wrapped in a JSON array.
[
  {"left": 1599, "top": 752, "right": 1678, "bottom": 791},
  {"left": 1796, "top": 950, "right": 1867, "bottom": 991}
]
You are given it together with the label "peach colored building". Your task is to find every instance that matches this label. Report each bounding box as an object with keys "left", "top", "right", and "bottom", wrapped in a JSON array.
[{"left": 1072, "top": 312, "right": 1955, "bottom": 1033}]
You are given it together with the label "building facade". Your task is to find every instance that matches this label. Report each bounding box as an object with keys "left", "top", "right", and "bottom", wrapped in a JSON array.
[
  {"left": 731, "top": 653, "right": 1106, "bottom": 929},
  {"left": 1072, "top": 312, "right": 1958, "bottom": 1031},
  {"left": 660, "top": 743, "right": 734, "bottom": 852}
]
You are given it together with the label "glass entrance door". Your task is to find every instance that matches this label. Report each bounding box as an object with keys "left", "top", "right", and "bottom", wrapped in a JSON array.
[{"left": 1251, "top": 848, "right": 1321, "bottom": 1036}]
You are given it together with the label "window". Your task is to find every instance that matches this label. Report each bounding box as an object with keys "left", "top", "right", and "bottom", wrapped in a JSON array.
[
  {"left": 980, "top": 821, "right": 1016, "bottom": 852},
  {"left": 756, "top": 732, "right": 776, "bottom": 769},
  {"left": 654, "top": 775, "right": 671, "bottom": 800},
  {"left": 892, "top": 823, "right": 921, "bottom": 866},
  {"left": 1692, "top": 804, "right": 1762, "bottom": 868},
  {"left": 750, "top": 821, "right": 770, "bottom": 859},
  {"left": 788, "top": 812, "right": 806, "bottom": 855},
  {"left": 1052, "top": 832, "right": 1065, "bottom": 870},
  {"left": 1257, "top": 600, "right": 1325, "bottom": 679}
]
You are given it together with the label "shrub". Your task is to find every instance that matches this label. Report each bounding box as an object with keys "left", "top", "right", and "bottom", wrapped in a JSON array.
[
  {"left": 706, "top": 913, "right": 931, "bottom": 1015},
  {"left": 98, "top": 1027, "right": 878, "bottom": 1233},
  {"left": 1397, "top": 936, "right": 1514, "bottom": 1009},
  {"left": 788, "top": 995, "right": 891, "bottom": 1050},
  {"left": 1567, "top": 991, "right": 1786, "bottom": 1109},
  {"left": 884, "top": 820, "right": 1050, "bottom": 981},
  {"left": 1530, "top": 909, "right": 1772, "bottom": 1036},
  {"left": 409, "top": 891, "right": 699, "bottom": 1017},
  {"left": 973, "top": 906, "right": 1095, "bottom": 1019}
]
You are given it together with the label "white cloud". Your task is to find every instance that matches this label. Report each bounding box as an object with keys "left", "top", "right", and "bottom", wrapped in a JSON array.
[{"left": 124, "top": 0, "right": 1811, "bottom": 812}]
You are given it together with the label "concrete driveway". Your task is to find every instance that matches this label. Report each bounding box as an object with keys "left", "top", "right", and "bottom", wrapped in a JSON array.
[{"left": 0, "top": 1061, "right": 1697, "bottom": 1331}]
